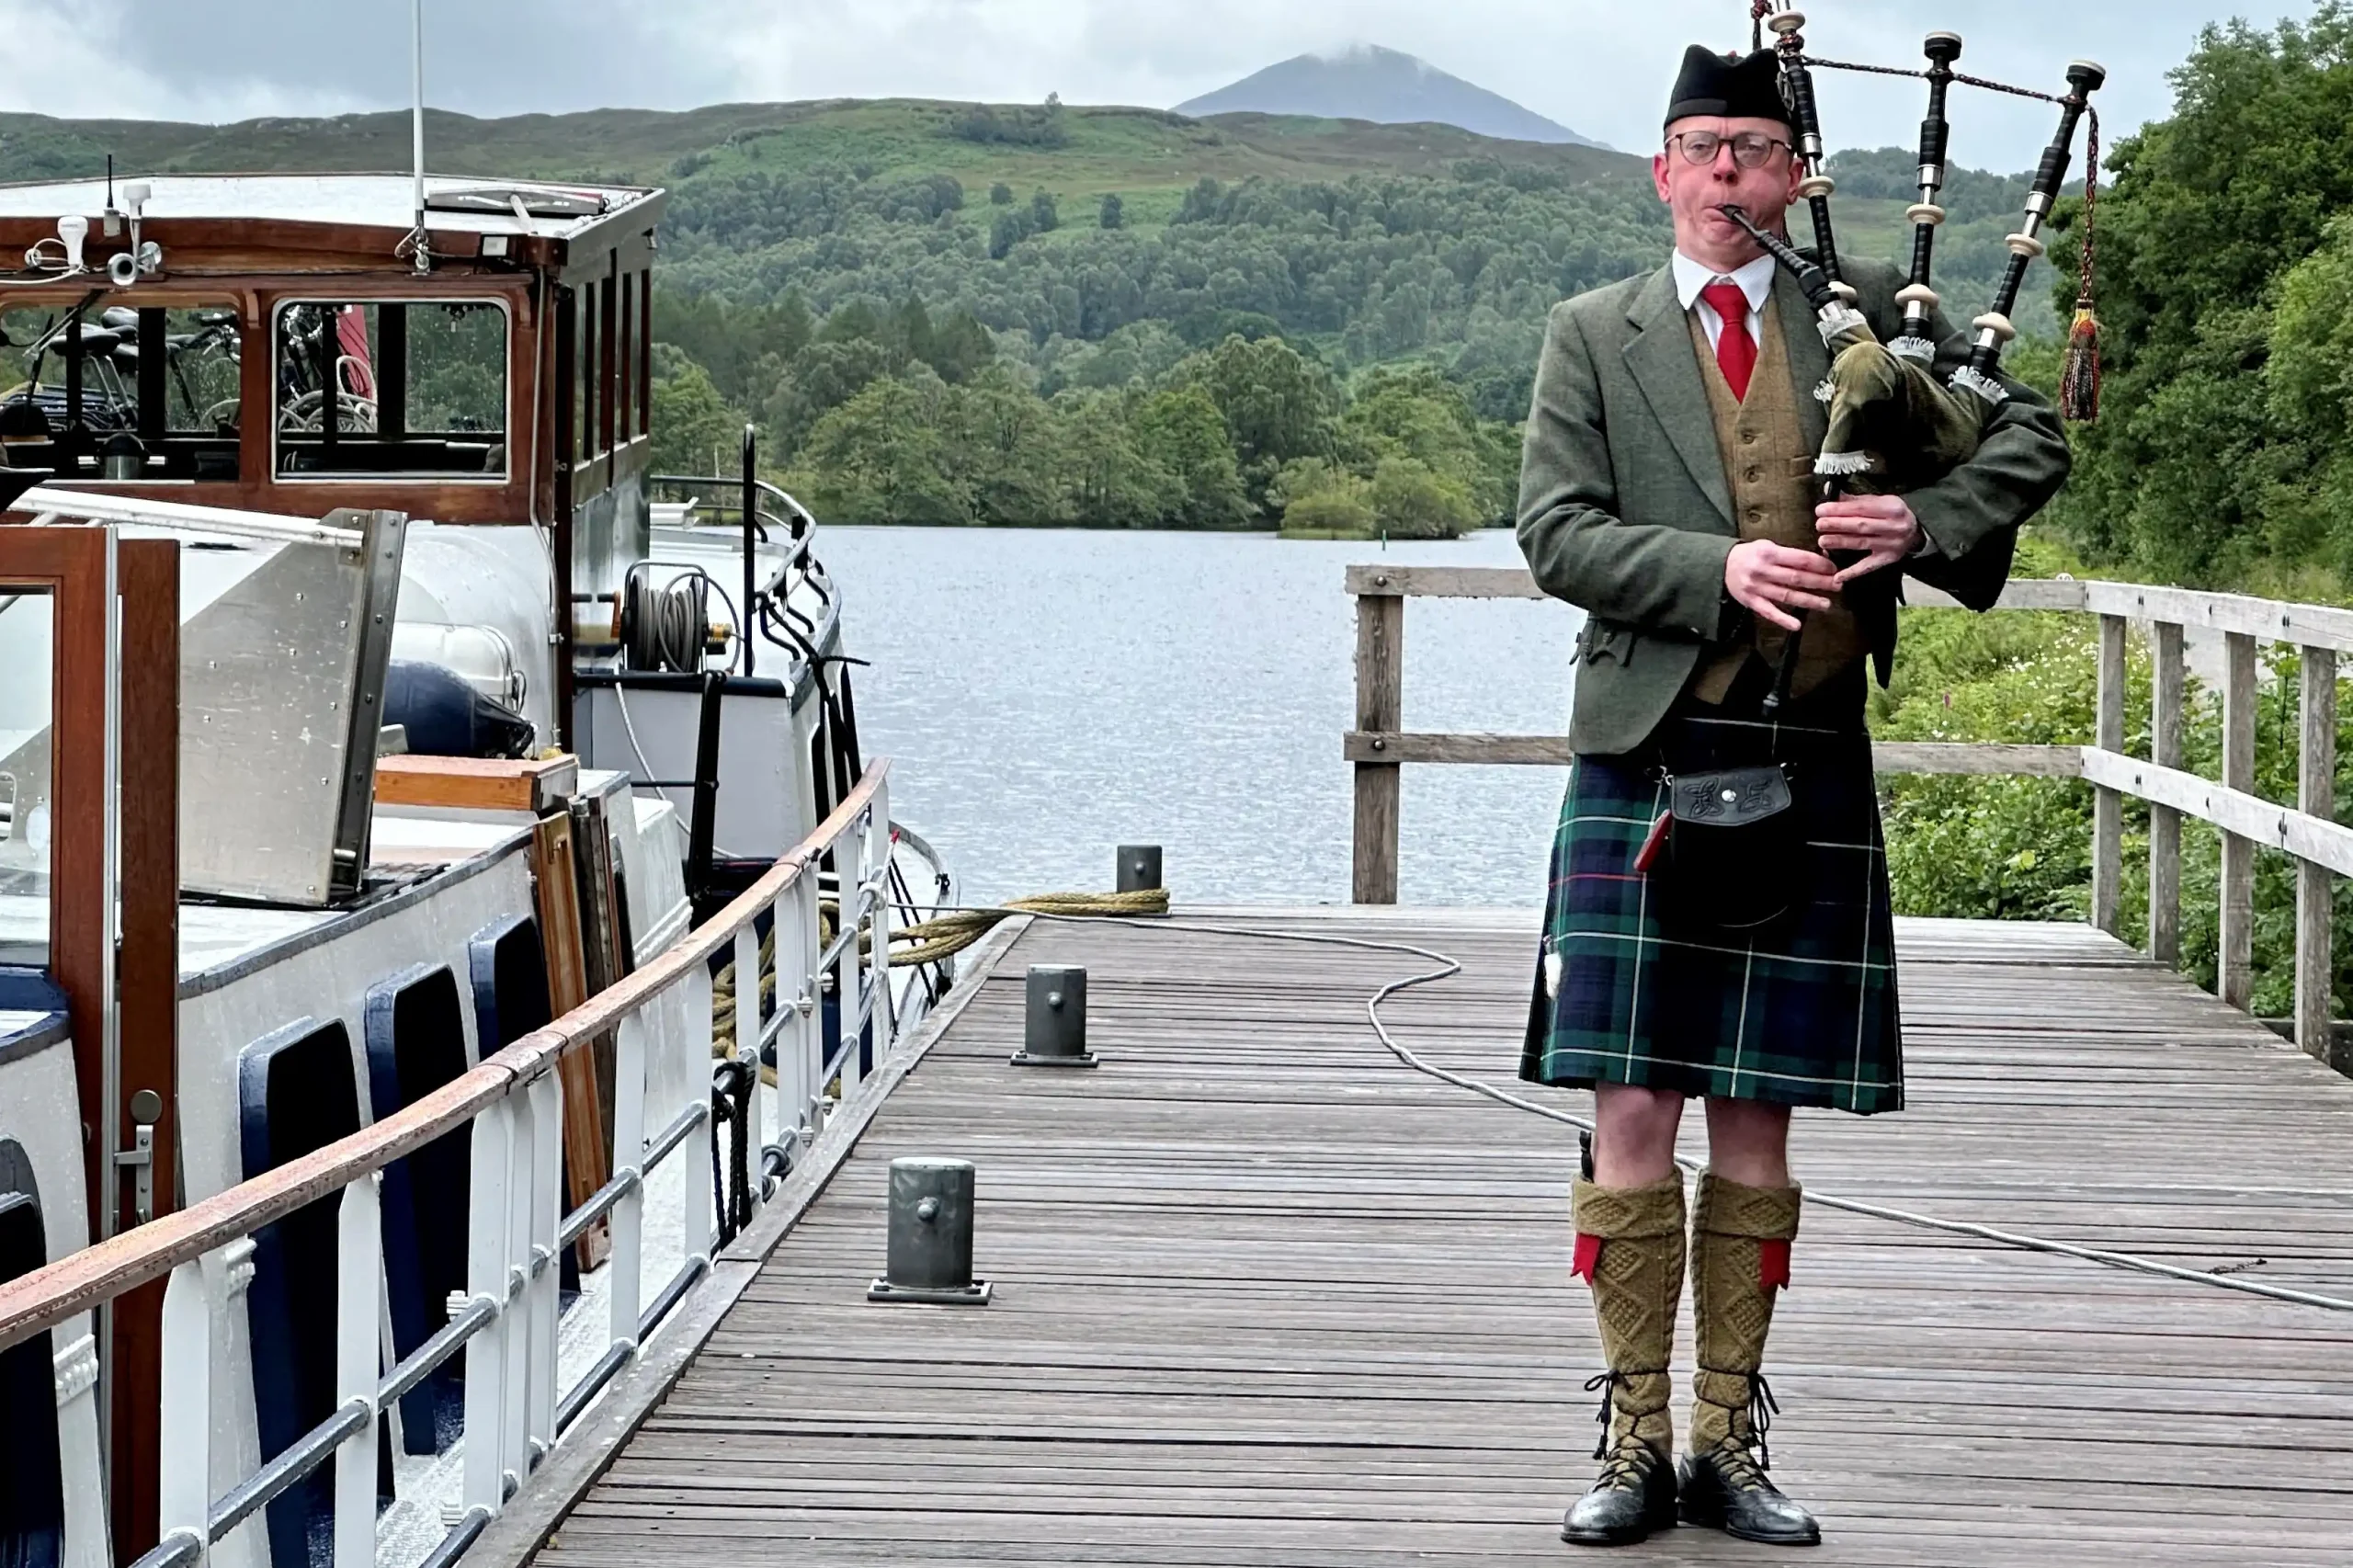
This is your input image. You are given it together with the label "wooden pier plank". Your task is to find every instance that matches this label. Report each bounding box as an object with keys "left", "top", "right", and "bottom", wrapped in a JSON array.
[{"left": 531, "top": 913, "right": 2353, "bottom": 1566}]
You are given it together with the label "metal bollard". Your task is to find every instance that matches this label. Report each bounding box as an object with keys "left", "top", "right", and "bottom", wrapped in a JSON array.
[
  {"left": 1116, "top": 844, "right": 1163, "bottom": 893},
  {"left": 868, "top": 1157, "right": 991, "bottom": 1304},
  {"left": 1011, "top": 964, "right": 1097, "bottom": 1067}
]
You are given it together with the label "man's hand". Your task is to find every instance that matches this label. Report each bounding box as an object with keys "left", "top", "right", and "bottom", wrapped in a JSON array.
[
  {"left": 1724, "top": 540, "right": 1837, "bottom": 633},
  {"left": 1814, "top": 493, "right": 1924, "bottom": 585}
]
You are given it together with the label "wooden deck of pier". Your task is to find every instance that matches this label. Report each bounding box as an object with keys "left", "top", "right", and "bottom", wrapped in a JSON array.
[{"left": 517, "top": 911, "right": 2353, "bottom": 1567}]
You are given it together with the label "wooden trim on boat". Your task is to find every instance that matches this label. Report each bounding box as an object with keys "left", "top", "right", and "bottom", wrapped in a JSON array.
[
  {"left": 375, "top": 755, "right": 581, "bottom": 813},
  {"left": 112, "top": 536, "right": 182, "bottom": 1560},
  {"left": 0, "top": 759, "right": 892, "bottom": 1355},
  {"left": 0, "top": 528, "right": 112, "bottom": 1227}
]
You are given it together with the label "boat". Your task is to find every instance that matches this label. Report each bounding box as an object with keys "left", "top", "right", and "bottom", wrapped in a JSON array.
[{"left": 0, "top": 165, "right": 949, "bottom": 1568}]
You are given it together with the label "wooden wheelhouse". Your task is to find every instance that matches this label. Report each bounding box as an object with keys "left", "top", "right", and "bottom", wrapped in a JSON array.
[{"left": 0, "top": 173, "right": 665, "bottom": 742}]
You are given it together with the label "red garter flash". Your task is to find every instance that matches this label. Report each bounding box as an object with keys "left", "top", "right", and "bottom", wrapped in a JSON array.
[
  {"left": 1759, "top": 1238, "right": 1791, "bottom": 1292},
  {"left": 1571, "top": 1233, "right": 1604, "bottom": 1284}
]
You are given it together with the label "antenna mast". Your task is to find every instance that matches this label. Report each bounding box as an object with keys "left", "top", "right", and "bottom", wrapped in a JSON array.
[{"left": 406, "top": 0, "right": 431, "bottom": 274}]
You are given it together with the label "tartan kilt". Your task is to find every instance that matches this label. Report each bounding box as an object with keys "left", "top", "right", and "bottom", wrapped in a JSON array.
[{"left": 1520, "top": 714, "right": 1904, "bottom": 1115}]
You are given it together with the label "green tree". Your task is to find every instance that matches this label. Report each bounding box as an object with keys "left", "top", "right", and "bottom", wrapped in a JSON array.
[
  {"left": 943, "top": 369, "right": 1066, "bottom": 524},
  {"left": 1029, "top": 189, "right": 1060, "bottom": 233},
  {"left": 817, "top": 299, "right": 885, "bottom": 346},
  {"left": 890, "top": 298, "right": 936, "bottom": 367},
  {"left": 1176, "top": 334, "right": 1337, "bottom": 472},
  {"left": 1057, "top": 392, "right": 1183, "bottom": 526},
  {"left": 2044, "top": 5, "right": 2353, "bottom": 585},
  {"left": 1131, "top": 384, "right": 1251, "bottom": 528},
  {"left": 1370, "top": 456, "right": 1478, "bottom": 539},
  {"left": 794, "top": 375, "right": 970, "bottom": 523},
  {"left": 1279, "top": 479, "right": 1377, "bottom": 535},
  {"left": 923, "top": 309, "right": 997, "bottom": 385},
  {"left": 1342, "top": 363, "right": 1517, "bottom": 522},
  {"left": 648, "top": 354, "right": 749, "bottom": 478},
  {"left": 1098, "top": 193, "right": 1124, "bottom": 230},
  {"left": 759, "top": 337, "right": 900, "bottom": 456},
  {"left": 989, "top": 181, "right": 1014, "bottom": 206},
  {"left": 988, "top": 209, "right": 1029, "bottom": 260}
]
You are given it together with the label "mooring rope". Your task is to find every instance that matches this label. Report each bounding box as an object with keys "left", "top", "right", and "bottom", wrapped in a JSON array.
[{"left": 983, "top": 910, "right": 2353, "bottom": 1318}]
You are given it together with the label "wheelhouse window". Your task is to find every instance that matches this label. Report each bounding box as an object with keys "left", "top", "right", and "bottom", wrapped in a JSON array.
[
  {"left": 0, "top": 301, "right": 242, "bottom": 481},
  {"left": 274, "top": 300, "right": 508, "bottom": 479}
]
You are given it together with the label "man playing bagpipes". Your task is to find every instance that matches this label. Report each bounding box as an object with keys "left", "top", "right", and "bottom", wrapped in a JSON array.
[{"left": 1517, "top": 22, "right": 2092, "bottom": 1547}]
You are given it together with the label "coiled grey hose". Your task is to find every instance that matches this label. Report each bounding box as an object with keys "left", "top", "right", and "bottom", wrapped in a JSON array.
[{"left": 996, "top": 910, "right": 2353, "bottom": 1316}]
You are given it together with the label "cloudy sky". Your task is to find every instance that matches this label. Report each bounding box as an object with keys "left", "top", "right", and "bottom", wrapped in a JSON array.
[{"left": 0, "top": 0, "right": 2312, "bottom": 173}]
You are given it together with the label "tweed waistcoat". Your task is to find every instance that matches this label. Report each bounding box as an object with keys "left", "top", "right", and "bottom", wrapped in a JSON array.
[{"left": 1686, "top": 304, "right": 1863, "bottom": 703}]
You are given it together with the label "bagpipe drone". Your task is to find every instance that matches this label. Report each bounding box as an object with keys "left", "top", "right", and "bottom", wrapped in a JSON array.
[{"left": 1721, "top": 5, "right": 2106, "bottom": 706}]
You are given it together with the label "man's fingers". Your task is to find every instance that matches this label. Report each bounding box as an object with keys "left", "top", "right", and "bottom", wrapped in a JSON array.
[
  {"left": 1746, "top": 597, "right": 1803, "bottom": 632},
  {"left": 1816, "top": 494, "right": 1907, "bottom": 519},
  {"left": 1816, "top": 521, "right": 1904, "bottom": 547},
  {"left": 1770, "top": 565, "right": 1835, "bottom": 592},
  {"left": 1766, "top": 548, "right": 1838, "bottom": 577}
]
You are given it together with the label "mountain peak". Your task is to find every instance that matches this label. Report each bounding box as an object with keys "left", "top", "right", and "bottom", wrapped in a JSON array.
[{"left": 1174, "top": 46, "right": 1604, "bottom": 149}]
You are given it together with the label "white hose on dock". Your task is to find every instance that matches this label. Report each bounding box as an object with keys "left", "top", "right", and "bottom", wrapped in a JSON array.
[{"left": 982, "top": 910, "right": 2353, "bottom": 1318}]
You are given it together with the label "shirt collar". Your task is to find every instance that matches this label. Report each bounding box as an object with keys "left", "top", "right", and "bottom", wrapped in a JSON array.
[{"left": 1671, "top": 249, "right": 1777, "bottom": 315}]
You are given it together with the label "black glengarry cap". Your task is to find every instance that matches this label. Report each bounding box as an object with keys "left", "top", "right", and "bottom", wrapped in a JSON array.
[{"left": 1665, "top": 44, "right": 1791, "bottom": 131}]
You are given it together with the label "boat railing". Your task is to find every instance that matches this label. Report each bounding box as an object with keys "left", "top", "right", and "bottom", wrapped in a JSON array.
[
  {"left": 0, "top": 758, "right": 898, "bottom": 1568},
  {"left": 1346, "top": 562, "right": 2348, "bottom": 1062},
  {"left": 648, "top": 427, "right": 837, "bottom": 683}
]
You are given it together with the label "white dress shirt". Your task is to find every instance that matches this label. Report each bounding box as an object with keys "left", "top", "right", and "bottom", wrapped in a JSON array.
[{"left": 1671, "top": 249, "right": 1775, "bottom": 354}]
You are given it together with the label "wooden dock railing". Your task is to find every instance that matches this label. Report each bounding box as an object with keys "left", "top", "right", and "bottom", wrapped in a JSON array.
[{"left": 1346, "top": 563, "right": 2348, "bottom": 1062}]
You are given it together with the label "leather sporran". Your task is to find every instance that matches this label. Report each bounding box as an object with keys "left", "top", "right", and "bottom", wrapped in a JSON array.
[{"left": 1639, "top": 715, "right": 1807, "bottom": 934}]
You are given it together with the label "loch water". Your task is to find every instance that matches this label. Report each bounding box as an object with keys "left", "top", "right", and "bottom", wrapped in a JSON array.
[{"left": 817, "top": 525, "right": 1584, "bottom": 906}]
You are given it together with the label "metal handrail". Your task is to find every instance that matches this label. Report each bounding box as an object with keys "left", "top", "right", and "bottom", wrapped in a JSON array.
[
  {"left": 0, "top": 759, "right": 890, "bottom": 1349},
  {"left": 0, "top": 757, "right": 897, "bottom": 1568}
]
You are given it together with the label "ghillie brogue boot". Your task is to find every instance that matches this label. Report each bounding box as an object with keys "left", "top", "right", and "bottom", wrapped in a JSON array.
[
  {"left": 1560, "top": 1174, "right": 1685, "bottom": 1547},
  {"left": 1680, "top": 1170, "right": 1821, "bottom": 1546}
]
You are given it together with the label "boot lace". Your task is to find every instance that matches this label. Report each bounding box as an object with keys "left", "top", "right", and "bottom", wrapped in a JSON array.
[
  {"left": 1584, "top": 1369, "right": 1665, "bottom": 1487},
  {"left": 1698, "top": 1369, "right": 1781, "bottom": 1485}
]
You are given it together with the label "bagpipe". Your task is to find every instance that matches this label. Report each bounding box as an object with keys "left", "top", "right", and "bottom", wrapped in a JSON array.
[{"left": 1725, "top": 4, "right": 2106, "bottom": 707}]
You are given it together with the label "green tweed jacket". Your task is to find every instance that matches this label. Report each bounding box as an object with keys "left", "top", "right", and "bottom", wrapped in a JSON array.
[{"left": 1517, "top": 254, "right": 2072, "bottom": 756}]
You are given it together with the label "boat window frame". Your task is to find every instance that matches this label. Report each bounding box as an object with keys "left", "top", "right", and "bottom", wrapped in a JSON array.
[
  {"left": 267, "top": 293, "right": 518, "bottom": 487},
  {"left": 0, "top": 289, "right": 248, "bottom": 486}
]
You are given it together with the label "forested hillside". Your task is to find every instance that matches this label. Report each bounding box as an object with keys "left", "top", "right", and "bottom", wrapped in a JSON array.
[{"left": 0, "top": 96, "right": 2060, "bottom": 533}]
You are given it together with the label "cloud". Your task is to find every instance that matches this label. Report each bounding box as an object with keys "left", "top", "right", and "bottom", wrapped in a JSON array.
[{"left": 0, "top": 0, "right": 2322, "bottom": 174}]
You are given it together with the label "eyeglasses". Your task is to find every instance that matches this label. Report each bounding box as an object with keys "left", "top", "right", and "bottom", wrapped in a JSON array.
[{"left": 1666, "top": 131, "right": 1791, "bottom": 170}]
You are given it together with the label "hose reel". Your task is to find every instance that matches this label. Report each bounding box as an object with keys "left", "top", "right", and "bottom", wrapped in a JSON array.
[{"left": 619, "top": 562, "right": 730, "bottom": 674}]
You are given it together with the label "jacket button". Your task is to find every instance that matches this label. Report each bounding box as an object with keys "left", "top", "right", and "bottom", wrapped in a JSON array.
[
  {"left": 1741, "top": 431, "right": 1756, "bottom": 446},
  {"left": 1744, "top": 467, "right": 1760, "bottom": 482}
]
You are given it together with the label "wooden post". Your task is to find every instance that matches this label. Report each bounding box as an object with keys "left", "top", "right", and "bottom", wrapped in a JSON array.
[
  {"left": 2149, "top": 621, "right": 2185, "bottom": 967},
  {"left": 2220, "top": 631, "right": 2257, "bottom": 1011},
  {"left": 1351, "top": 588, "right": 1404, "bottom": 904},
  {"left": 111, "top": 538, "right": 180, "bottom": 1562},
  {"left": 2090, "top": 614, "right": 2127, "bottom": 935},
  {"left": 2297, "top": 646, "right": 2336, "bottom": 1062}
]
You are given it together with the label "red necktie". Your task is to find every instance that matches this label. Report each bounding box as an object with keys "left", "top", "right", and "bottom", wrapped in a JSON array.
[{"left": 1700, "top": 280, "right": 1756, "bottom": 401}]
